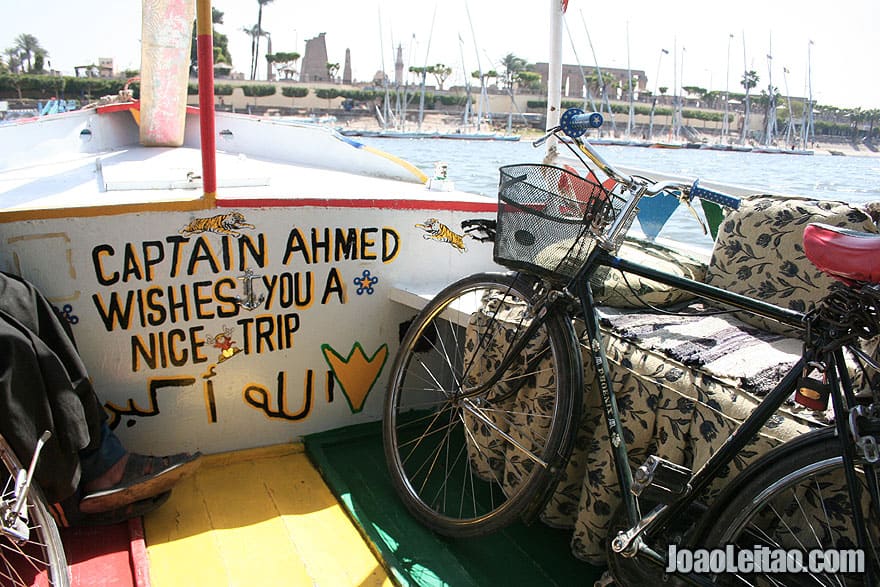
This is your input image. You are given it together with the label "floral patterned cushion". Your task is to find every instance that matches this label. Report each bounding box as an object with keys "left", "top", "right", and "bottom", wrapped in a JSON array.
[
  {"left": 538, "top": 306, "right": 818, "bottom": 563},
  {"left": 591, "top": 237, "right": 707, "bottom": 308},
  {"left": 705, "top": 195, "right": 879, "bottom": 336}
]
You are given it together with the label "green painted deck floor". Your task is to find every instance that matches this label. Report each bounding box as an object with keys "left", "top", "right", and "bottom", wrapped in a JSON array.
[{"left": 305, "top": 421, "right": 602, "bottom": 586}]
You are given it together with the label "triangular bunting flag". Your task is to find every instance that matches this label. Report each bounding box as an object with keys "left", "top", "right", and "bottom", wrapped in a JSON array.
[
  {"left": 636, "top": 192, "right": 680, "bottom": 239},
  {"left": 700, "top": 199, "right": 724, "bottom": 240}
]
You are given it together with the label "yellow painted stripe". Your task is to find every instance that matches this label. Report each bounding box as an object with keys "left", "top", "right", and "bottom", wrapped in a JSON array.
[
  {"left": 144, "top": 443, "right": 392, "bottom": 587},
  {"left": 0, "top": 198, "right": 213, "bottom": 224},
  {"left": 196, "top": 0, "right": 213, "bottom": 36},
  {"left": 361, "top": 145, "right": 429, "bottom": 184}
]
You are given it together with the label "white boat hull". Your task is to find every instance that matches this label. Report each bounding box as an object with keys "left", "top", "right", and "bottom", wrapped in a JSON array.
[{"left": 0, "top": 106, "right": 502, "bottom": 456}]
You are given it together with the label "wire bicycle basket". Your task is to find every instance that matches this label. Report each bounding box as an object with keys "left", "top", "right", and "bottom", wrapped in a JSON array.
[{"left": 494, "top": 164, "right": 631, "bottom": 279}]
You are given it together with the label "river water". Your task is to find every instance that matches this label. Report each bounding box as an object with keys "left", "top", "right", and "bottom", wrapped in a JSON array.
[{"left": 359, "top": 136, "right": 880, "bottom": 250}]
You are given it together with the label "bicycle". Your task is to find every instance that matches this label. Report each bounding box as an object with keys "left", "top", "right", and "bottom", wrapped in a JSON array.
[
  {"left": 1, "top": 431, "right": 69, "bottom": 586},
  {"left": 382, "top": 107, "right": 879, "bottom": 585}
]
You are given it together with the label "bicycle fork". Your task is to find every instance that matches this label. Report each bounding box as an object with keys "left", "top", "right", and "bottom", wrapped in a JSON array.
[{"left": 1, "top": 430, "right": 51, "bottom": 543}]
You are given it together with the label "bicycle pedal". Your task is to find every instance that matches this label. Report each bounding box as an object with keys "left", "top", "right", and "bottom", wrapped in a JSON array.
[
  {"left": 0, "top": 505, "right": 29, "bottom": 542},
  {"left": 631, "top": 455, "right": 691, "bottom": 504}
]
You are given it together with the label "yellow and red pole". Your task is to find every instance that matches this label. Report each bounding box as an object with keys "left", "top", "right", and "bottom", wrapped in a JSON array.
[{"left": 196, "top": 0, "right": 217, "bottom": 202}]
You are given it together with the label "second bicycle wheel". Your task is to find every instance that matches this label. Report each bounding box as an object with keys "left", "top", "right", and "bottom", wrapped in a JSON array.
[
  {"left": 0, "top": 434, "right": 69, "bottom": 586},
  {"left": 699, "top": 428, "right": 879, "bottom": 586},
  {"left": 383, "top": 272, "right": 580, "bottom": 537}
]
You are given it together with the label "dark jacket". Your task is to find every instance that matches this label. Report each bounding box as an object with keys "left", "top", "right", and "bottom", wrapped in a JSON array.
[{"left": 0, "top": 271, "right": 104, "bottom": 503}]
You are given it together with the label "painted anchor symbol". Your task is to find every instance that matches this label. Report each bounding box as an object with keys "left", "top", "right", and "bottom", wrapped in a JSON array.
[{"left": 236, "top": 269, "right": 265, "bottom": 310}]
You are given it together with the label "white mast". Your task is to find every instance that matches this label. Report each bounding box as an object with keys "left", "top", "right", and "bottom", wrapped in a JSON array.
[
  {"left": 417, "top": 5, "right": 437, "bottom": 133},
  {"left": 465, "top": 1, "right": 487, "bottom": 132},
  {"left": 763, "top": 34, "right": 776, "bottom": 146},
  {"left": 740, "top": 30, "right": 751, "bottom": 145},
  {"left": 782, "top": 65, "right": 795, "bottom": 147},
  {"left": 647, "top": 48, "right": 668, "bottom": 141},
  {"left": 626, "top": 22, "right": 634, "bottom": 137},
  {"left": 722, "top": 33, "right": 733, "bottom": 141},
  {"left": 804, "top": 40, "right": 815, "bottom": 150},
  {"left": 579, "top": 9, "right": 617, "bottom": 133},
  {"left": 545, "top": 0, "right": 564, "bottom": 158},
  {"left": 563, "top": 16, "right": 599, "bottom": 113},
  {"left": 457, "top": 34, "right": 472, "bottom": 130}
]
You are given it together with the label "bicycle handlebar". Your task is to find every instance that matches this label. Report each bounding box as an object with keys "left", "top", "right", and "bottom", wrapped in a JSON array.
[
  {"left": 559, "top": 107, "right": 604, "bottom": 137},
  {"left": 546, "top": 107, "right": 740, "bottom": 210},
  {"left": 689, "top": 179, "right": 740, "bottom": 209}
]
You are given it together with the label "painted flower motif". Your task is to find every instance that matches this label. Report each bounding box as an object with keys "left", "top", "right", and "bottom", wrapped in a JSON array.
[{"left": 353, "top": 270, "right": 379, "bottom": 295}]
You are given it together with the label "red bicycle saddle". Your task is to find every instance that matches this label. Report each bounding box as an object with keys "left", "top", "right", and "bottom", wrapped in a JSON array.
[{"left": 803, "top": 222, "right": 880, "bottom": 285}]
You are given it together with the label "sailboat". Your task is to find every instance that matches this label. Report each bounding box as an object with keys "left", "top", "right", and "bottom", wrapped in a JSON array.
[
  {"left": 701, "top": 34, "right": 740, "bottom": 151},
  {"left": 778, "top": 63, "right": 814, "bottom": 155}
]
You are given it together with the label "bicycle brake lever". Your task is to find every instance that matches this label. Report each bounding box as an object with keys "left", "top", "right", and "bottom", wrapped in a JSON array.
[{"left": 532, "top": 127, "right": 561, "bottom": 148}]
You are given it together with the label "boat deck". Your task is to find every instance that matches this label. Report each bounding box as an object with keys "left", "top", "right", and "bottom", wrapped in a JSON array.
[{"left": 142, "top": 443, "right": 391, "bottom": 586}]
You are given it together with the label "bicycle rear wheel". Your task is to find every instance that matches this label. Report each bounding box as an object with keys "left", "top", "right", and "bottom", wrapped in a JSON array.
[
  {"left": 700, "top": 428, "right": 878, "bottom": 586},
  {"left": 383, "top": 272, "right": 580, "bottom": 537},
  {"left": 0, "top": 434, "right": 69, "bottom": 586}
]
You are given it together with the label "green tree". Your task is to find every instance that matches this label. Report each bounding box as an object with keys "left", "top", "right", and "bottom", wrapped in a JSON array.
[
  {"left": 267, "top": 51, "right": 300, "bottom": 80},
  {"left": 240, "top": 83, "right": 275, "bottom": 106},
  {"left": 428, "top": 64, "right": 452, "bottom": 91},
  {"left": 515, "top": 71, "right": 541, "bottom": 92},
  {"left": 500, "top": 53, "right": 526, "bottom": 90},
  {"left": 190, "top": 7, "right": 233, "bottom": 75},
  {"left": 14, "top": 34, "right": 45, "bottom": 73},
  {"left": 315, "top": 87, "right": 340, "bottom": 108},
  {"left": 281, "top": 85, "right": 308, "bottom": 106},
  {"left": 471, "top": 69, "right": 498, "bottom": 85}
]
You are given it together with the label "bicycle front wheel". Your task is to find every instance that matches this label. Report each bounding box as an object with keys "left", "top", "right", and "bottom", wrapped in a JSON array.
[
  {"left": 0, "top": 434, "right": 69, "bottom": 586},
  {"left": 700, "top": 429, "right": 878, "bottom": 586},
  {"left": 383, "top": 272, "right": 580, "bottom": 537}
]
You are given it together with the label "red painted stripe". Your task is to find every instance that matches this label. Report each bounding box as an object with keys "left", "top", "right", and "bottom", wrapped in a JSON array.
[
  {"left": 97, "top": 101, "right": 140, "bottom": 115},
  {"left": 216, "top": 198, "right": 498, "bottom": 212},
  {"left": 95, "top": 100, "right": 197, "bottom": 116},
  {"left": 197, "top": 32, "right": 217, "bottom": 199},
  {"left": 128, "top": 517, "right": 152, "bottom": 587}
]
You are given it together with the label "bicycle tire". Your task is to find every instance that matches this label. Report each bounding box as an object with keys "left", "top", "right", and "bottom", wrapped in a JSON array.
[
  {"left": 0, "top": 433, "right": 69, "bottom": 587},
  {"left": 383, "top": 272, "right": 581, "bottom": 537},
  {"left": 698, "top": 428, "right": 878, "bottom": 586}
]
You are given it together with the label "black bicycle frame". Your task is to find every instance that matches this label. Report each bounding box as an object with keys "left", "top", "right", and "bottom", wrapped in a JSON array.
[{"left": 568, "top": 245, "right": 877, "bottom": 582}]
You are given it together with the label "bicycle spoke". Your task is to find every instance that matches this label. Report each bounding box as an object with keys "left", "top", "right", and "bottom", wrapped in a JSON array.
[{"left": 384, "top": 274, "right": 576, "bottom": 536}]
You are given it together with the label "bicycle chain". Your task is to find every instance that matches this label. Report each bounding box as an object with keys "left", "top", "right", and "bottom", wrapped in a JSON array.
[{"left": 805, "top": 282, "right": 880, "bottom": 352}]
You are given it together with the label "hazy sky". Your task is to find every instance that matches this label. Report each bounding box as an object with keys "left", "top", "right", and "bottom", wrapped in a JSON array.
[{"left": 1, "top": 0, "right": 877, "bottom": 109}]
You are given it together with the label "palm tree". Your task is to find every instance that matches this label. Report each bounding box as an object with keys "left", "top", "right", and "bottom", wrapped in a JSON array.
[
  {"left": 242, "top": 25, "right": 260, "bottom": 80},
  {"left": 500, "top": 53, "right": 526, "bottom": 91},
  {"left": 740, "top": 69, "right": 759, "bottom": 143},
  {"left": 251, "top": 0, "right": 274, "bottom": 80},
  {"left": 3, "top": 47, "right": 22, "bottom": 74},
  {"left": 14, "top": 34, "right": 45, "bottom": 73}
]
